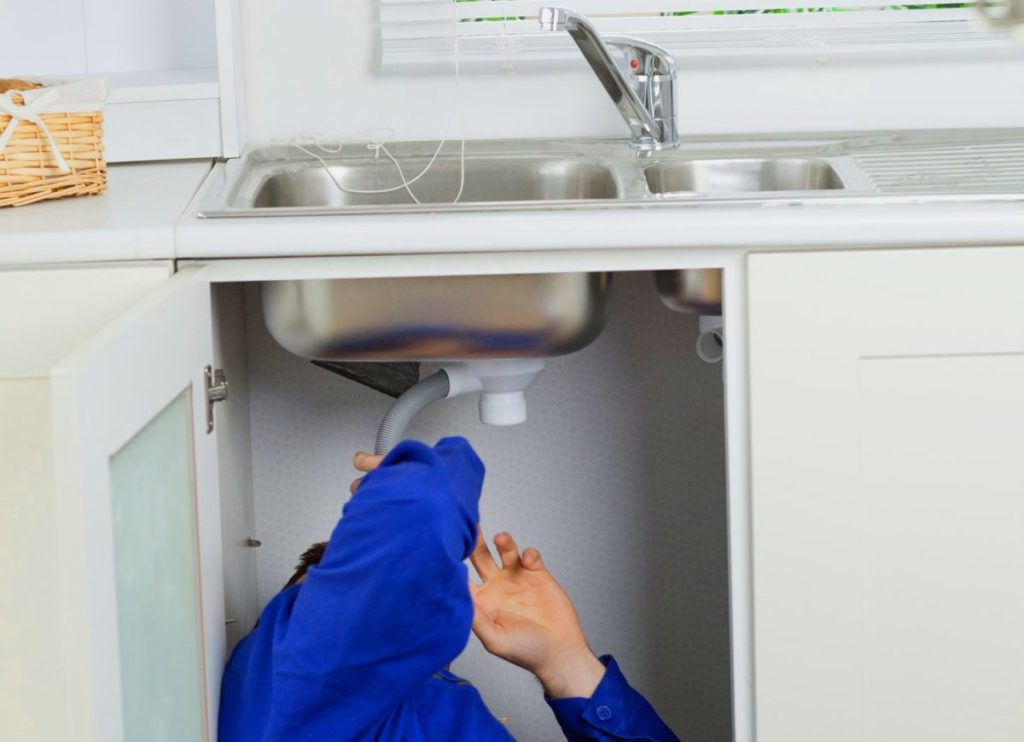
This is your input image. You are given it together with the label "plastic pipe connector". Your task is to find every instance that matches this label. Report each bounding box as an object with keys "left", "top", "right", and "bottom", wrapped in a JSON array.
[
  {"left": 373, "top": 359, "right": 546, "bottom": 455},
  {"left": 696, "top": 315, "right": 724, "bottom": 364},
  {"left": 446, "top": 359, "right": 545, "bottom": 426},
  {"left": 479, "top": 391, "right": 528, "bottom": 426}
]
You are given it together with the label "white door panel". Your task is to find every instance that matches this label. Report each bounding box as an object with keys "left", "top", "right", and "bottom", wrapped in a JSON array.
[
  {"left": 749, "top": 248, "right": 1024, "bottom": 742},
  {"left": 50, "top": 268, "right": 223, "bottom": 742},
  {"left": 860, "top": 355, "right": 1024, "bottom": 741}
]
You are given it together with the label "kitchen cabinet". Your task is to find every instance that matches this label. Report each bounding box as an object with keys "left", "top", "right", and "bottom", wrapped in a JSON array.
[
  {"left": 748, "top": 247, "right": 1024, "bottom": 742},
  {"left": 8, "top": 245, "right": 1022, "bottom": 742}
]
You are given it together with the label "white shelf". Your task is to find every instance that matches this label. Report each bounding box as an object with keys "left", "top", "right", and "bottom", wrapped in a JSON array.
[
  {"left": 0, "top": 0, "right": 240, "bottom": 162},
  {"left": 101, "top": 67, "right": 226, "bottom": 162},
  {"left": 105, "top": 69, "right": 220, "bottom": 104}
]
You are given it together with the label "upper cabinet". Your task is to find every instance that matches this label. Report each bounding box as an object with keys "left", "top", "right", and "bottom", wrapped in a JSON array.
[{"left": 0, "top": 0, "right": 243, "bottom": 162}]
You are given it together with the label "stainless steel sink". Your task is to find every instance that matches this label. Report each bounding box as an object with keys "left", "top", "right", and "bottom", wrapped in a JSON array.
[
  {"left": 655, "top": 269, "right": 723, "bottom": 315},
  {"left": 197, "top": 133, "right": 1024, "bottom": 218},
  {"left": 262, "top": 272, "right": 612, "bottom": 361},
  {"left": 252, "top": 155, "right": 621, "bottom": 208},
  {"left": 644, "top": 158, "right": 843, "bottom": 196},
  {"left": 197, "top": 138, "right": 880, "bottom": 217}
]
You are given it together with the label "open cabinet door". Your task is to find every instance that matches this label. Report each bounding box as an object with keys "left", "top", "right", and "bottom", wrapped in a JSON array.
[{"left": 50, "top": 268, "right": 224, "bottom": 742}]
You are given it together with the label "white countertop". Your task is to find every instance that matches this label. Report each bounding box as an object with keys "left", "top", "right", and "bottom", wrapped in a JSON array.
[
  {"left": 5, "top": 156, "right": 1024, "bottom": 269},
  {"left": 0, "top": 160, "right": 212, "bottom": 266}
]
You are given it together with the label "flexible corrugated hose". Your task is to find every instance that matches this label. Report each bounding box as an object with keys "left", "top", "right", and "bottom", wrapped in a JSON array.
[{"left": 374, "top": 370, "right": 451, "bottom": 455}]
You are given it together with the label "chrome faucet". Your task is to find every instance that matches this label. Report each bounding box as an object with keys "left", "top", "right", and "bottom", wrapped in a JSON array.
[{"left": 540, "top": 7, "right": 679, "bottom": 152}]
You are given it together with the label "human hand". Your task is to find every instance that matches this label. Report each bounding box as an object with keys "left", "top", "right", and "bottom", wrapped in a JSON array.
[
  {"left": 469, "top": 529, "right": 605, "bottom": 699},
  {"left": 350, "top": 451, "right": 385, "bottom": 493}
]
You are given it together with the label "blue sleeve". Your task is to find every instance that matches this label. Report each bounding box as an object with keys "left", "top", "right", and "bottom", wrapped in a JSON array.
[
  {"left": 546, "top": 656, "right": 680, "bottom": 742},
  {"left": 261, "top": 437, "right": 483, "bottom": 740}
]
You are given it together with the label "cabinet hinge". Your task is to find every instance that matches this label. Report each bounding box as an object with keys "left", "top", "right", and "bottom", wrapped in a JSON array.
[{"left": 204, "top": 365, "right": 229, "bottom": 434}]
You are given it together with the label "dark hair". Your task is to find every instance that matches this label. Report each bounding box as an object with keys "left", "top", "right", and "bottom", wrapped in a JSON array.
[{"left": 283, "top": 541, "right": 328, "bottom": 589}]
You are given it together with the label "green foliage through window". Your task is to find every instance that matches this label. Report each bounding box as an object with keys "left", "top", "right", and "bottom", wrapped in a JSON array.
[{"left": 451, "top": 0, "right": 971, "bottom": 22}]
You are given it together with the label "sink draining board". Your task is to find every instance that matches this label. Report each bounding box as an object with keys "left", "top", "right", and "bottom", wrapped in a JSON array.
[{"left": 853, "top": 142, "right": 1024, "bottom": 194}]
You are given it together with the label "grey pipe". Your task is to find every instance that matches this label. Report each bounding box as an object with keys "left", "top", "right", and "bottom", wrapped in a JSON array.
[{"left": 374, "top": 371, "right": 451, "bottom": 455}]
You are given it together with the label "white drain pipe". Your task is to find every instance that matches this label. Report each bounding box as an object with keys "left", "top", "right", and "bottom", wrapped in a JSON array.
[{"left": 375, "top": 359, "right": 545, "bottom": 454}]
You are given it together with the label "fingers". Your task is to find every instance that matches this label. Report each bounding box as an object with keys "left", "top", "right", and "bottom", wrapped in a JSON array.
[
  {"left": 493, "top": 532, "right": 521, "bottom": 570},
  {"left": 349, "top": 452, "right": 385, "bottom": 494},
  {"left": 470, "top": 527, "right": 500, "bottom": 581},
  {"left": 521, "top": 546, "right": 546, "bottom": 572},
  {"left": 473, "top": 527, "right": 543, "bottom": 575},
  {"left": 353, "top": 452, "right": 384, "bottom": 473}
]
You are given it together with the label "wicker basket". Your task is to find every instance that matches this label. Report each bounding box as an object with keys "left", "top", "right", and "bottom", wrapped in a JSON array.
[{"left": 0, "top": 79, "right": 107, "bottom": 208}]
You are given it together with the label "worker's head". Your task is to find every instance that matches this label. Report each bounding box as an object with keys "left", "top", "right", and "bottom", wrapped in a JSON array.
[{"left": 284, "top": 541, "right": 327, "bottom": 589}]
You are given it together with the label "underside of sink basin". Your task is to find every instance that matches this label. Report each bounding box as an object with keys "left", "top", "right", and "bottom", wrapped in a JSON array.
[
  {"left": 644, "top": 158, "right": 844, "bottom": 196},
  {"left": 261, "top": 273, "right": 613, "bottom": 361},
  {"left": 655, "top": 269, "right": 723, "bottom": 314},
  {"left": 251, "top": 155, "right": 620, "bottom": 208}
]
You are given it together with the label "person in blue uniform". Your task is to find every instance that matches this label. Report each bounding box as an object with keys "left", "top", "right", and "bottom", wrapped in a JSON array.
[{"left": 219, "top": 437, "right": 678, "bottom": 741}]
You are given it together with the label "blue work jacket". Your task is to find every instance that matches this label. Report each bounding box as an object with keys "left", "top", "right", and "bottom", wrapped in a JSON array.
[{"left": 219, "top": 437, "right": 679, "bottom": 741}]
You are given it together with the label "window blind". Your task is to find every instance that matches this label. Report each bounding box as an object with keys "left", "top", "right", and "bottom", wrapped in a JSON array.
[{"left": 380, "top": 0, "right": 1009, "bottom": 68}]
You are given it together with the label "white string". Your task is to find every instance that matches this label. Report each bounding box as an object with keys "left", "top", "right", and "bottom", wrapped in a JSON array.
[{"left": 293, "top": 0, "right": 465, "bottom": 205}]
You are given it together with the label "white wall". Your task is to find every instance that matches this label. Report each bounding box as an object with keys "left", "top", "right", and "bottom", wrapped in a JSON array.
[
  {"left": 0, "top": 0, "right": 217, "bottom": 76},
  {"left": 239, "top": 0, "right": 1024, "bottom": 143}
]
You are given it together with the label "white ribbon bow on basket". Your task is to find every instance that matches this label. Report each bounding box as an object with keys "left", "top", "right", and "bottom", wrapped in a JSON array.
[{"left": 0, "top": 88, "right": 71, "bottom": 174}]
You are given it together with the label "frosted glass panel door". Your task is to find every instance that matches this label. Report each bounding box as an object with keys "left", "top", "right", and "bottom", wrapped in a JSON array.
[
  {"left": 109, "top": 392, "right": 205, "bottom": 742},
  {"left": 51, "top": 268, "right": 223, "bottom": 742},
  {"left": 748, "top": 247, "right": 1024, "bottom": 742}
]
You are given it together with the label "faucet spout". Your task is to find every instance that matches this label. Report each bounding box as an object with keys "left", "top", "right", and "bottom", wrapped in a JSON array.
[
  {"left": 538, "top": 6, "right": 568, "bottom": 31},
  {"left": 540, "top": 7, "right": 679, "bottom": 151}
]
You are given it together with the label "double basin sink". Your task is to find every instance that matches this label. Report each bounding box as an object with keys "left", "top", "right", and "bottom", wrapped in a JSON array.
[
  {"left": 201, "top": 138, "right": 865, "bottom": 217},
  {"left": 251, "top": 155, "right": 842, "bottom": 209},
  {"left": 205, "top": 138, "right": 863, "bottom": 361}
]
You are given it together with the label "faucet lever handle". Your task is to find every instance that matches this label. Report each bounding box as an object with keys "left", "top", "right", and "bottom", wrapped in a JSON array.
[{"left": 602, "top": 36, "right": 678, "bottom": 78}]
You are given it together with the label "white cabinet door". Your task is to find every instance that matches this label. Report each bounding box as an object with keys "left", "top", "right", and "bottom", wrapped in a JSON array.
[
  {"left": 748, "top": 248, "right": 1024, "bottom": 742},
  {"left": 49, "top": 268, "right": 224, "bottom": 742}
]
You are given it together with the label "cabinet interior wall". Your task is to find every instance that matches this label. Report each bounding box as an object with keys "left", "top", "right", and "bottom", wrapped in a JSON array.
[{"left": 212, "top": 271, "right": 733, "bottom": 742}]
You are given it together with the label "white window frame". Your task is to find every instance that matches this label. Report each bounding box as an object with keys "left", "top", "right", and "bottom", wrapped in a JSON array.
[{"left": 379, "top": 0, "right": 1020, "bottom": 71}]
